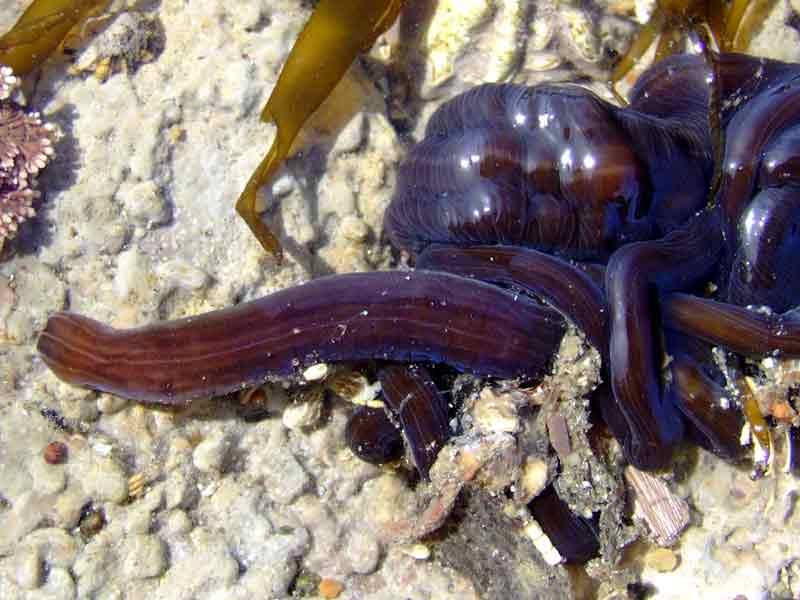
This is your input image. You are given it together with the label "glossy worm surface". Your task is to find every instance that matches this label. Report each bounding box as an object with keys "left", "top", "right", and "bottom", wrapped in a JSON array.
[
  {"left": 38, "top": 271, "right": 564, "bottom": 404},
  {"left": 386, "top": 51, "right": 800, "bottom": 469},
  {"left": 38, "top": 51, "right": 800, "bottom": 476},
  {"left": 378, "top": 364, "right": 452, "bottom": 480}
]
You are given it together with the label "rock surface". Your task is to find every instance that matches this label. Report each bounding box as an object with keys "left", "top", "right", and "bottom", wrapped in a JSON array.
[{"left": 1, "top": 1, "right": 799, "bottom": 599}]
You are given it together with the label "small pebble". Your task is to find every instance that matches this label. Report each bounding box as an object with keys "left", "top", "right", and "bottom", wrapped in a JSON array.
[
  {"left": 165, "top": 469, "right": 195, "bottom": 509},
  {"left": 339, "top": 215, "right": 369, "bottom": 242},
  {"left": 22, "top": 528, "right": 79, "bottom": 567},
  {"left": 343, "top": 530, "right": 380, "bottom": 574},
  {"left": 193, "top": 431, "right": 229, "bottom": 473},
  {"left": 319, "top": 578, "right": 344, "bottom": 598},
  {"left": 163, "top": 510, "right": 193, "bottom": 535},
  {"left": 97, "top": 393, "right": 127, "bottom": 415},
  {"left": 400, "top": 543, "right": 431, "bottom": 560},
  {"left": 157, "top": 259, "right": 210, "bottom": 292},
  {"left": 270, "top": 174, "right": 295, "bottom": 199},
  {"left": 330, "top": 112, "right": 366, "bottom": 156},
  {"left": 644, "top": 547, "right": 680, "bottom": 572},
  {"left": 43, "top": 441, "right": 68, "bottom": 465},
  {"left": 122, "top": 534, "right": 167, "bottom": 579}
]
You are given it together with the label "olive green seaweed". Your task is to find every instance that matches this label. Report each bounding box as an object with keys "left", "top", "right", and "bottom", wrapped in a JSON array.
[
  {"left": 0, "top": 0, "right": 110, "bottom": 75},
  {"left": 236, "top": 0, "right": 405, "bottom": 259}
]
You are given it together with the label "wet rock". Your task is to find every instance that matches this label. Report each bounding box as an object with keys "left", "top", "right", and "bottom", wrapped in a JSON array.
[{"left": 432, "top": 487, "right": 573, "bottom": 599}]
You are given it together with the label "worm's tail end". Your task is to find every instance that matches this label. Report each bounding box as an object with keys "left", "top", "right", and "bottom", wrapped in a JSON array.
[{"left": 37, "top": 312, "right": 116, "bottom": 391}]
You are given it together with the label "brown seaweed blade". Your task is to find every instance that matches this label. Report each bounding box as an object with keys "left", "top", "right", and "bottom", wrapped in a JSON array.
[
  {"left": 236, "top": 0, "right": 404, "bottom": 258},
  {"left": 610, "top": 0, "right": 777, "bottom": 89},
  {"left": 0, "top": 0, "right": 110, "bottom": 75}
]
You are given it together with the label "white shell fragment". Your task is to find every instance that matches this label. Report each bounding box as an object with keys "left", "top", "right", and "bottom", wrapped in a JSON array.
[
  {"left": 399, "top": 543, "right": 431, "bottom": 561},
  {"left": 471, "top": 387, "right": 522, "bottom": 434},
  {"left": 302, "top": 362, "right": 329, "bottom": 382},
  {"left": 282, "top": 386, "right": 325, "bottom": 430},
  {"left": 624, "top": 466, "right": 690, "bottom": 547},
  {"left": 327, "top": 370, "right": 383, "bottom": 408},
  {"left": 517, "top": 458, "right": 549, "bottom": 504},
  {"left": 522, "top": 518, "right": 564, "bottom": 566}
]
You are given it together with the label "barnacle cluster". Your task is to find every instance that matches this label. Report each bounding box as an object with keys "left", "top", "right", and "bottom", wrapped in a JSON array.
[{"left": 0, "top": 64, "right": 55, "bottom": 252}]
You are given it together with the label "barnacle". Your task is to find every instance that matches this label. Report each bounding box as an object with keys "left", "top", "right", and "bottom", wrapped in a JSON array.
[{"left": 0, "top": 66, "right": 55, "bottom": 252}]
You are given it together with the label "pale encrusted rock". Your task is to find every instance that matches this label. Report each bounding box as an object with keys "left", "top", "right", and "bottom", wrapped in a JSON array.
[
  {"left": 161, "top": 509, "right": 193, "bottom": 536},
  {"left": 117, "top": 179, "right": 170, "bottom": 227},
  {"left": 245, "top": 421, "right": 311, "bottom": 504},
  {"left": 20, "top": 528, "right": 79, "bottom": 569},
  {"left": 193, "top": 430, "right": 230, "bottom": 473},
  {"left": 7, "top": 546, "right": 41, "bottom": 590},
  {"left": 121, "top": 534, "right": 167, "bottom": 579}
]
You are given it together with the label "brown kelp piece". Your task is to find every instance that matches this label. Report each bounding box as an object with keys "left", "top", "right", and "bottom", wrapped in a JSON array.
[
  {"left": 236, "top": 0, "right": 405, "bottom": 258},
  {"left": 0, "top": 0, "right": 110, "bottom": 75},
  {"left": 610, "top": 0, "right": 776, "bottom": 89}
]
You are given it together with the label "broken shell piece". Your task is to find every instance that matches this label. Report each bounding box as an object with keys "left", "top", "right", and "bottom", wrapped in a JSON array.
[
  {"left": 546, "top": 412, "right": 572, "bottom": 461},
  {"left": 528, "top": 486, "right": 599, "bottom": 563},
  {"left": 624, "top": 466, "right": 690, "bottom": 547},
  {"left": 128, "top": 472, "right": 148, "bottom": 499},
  {"left": 302, "top": 362, "right": 329, "bottom": 382},
  {"left": 516, "top": 457, "right": 549, "bottom": 504},
  {"left": 522, "top": 518, "right": 564, "bottom": 566},
  {"left": 399, "top": 543, "right": 431, "bottom": 560},
  {"left": 283, "top": 386, "right": 325, "bottom": 430},
  {"left": 471, "top": 387, "right": 521, "bottom": 434},
  {"left": 326, "top": 370, "right": 382, "bottom": 408}
]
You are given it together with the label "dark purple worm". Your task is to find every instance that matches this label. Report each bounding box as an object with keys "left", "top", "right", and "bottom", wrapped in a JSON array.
[
  {"left": 379, "top": 364, "right": 452, "bottom": 480},
  {"left": 416, "top": 244, "right": 608, "bottom": 355},
  {"left": 604, "top": 208, "right": 723, "bottom": 469},
  {"left": 668, "top": 353, "right": 745, "bottom": 462},
  {"left": 37, "top": 270, "right": 564, "bottom": 405},
  {"left": 662, "top": 293, "right": 800, "bottom": 356},
  {"left": 527, "top": 485, "right": 599, "bottom": 564}
]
